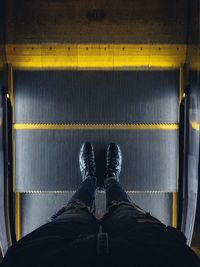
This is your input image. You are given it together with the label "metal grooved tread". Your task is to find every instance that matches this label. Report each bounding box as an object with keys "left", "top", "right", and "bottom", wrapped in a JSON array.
[
  {"left": 14, "top": 70, "right": 179, "bottom": 124},
  {"left": 19, "top": 192, "right": 173, "bottom": 238},
  {"left": 13, "top": 70, "right": 179, "bottom": 235},
  {"left": 15, "top": 130, "right": 178, "bottom": 192},
  {"left": 14, "top": 70, "right": 179, "bottom": 192}
]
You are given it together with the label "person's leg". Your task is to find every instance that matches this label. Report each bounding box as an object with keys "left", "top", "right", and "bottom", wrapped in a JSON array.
[
  {"left": 100, "top": 144, "right": 200, "bottom": 267},
  {"left": 104, "top": 177, "right": 130, "bottom": 208},
  {"left": 18, "top": 142, "right": 98, "bottom": 240},
  {"left": 1, "top": 142, "right": 99, "bottom": 267},
  {"left": 51, "top": 175, "right": 97, "bottom": 223},
  {"left": 101, "top": 143, "right": 162, "bottom": 235},
  {"left": 47, "top": 174, "right": 98, "bottom": 237},
  {"left": 102, "top": 178, "right": 161, "bottom": 235},
  {"left": 48, "top": 141, "right": 99, "bottom": 234}
]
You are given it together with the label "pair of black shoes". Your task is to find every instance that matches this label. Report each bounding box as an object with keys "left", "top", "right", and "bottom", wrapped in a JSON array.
[{"left": 79, "top": 142, "right": 122, "bottom": 187}]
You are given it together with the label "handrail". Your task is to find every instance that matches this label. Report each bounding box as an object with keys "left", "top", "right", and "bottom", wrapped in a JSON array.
[
  {"left": 6, "top": 95, "right": 15, "bottom": 243},
  {"left": 177, "top": 95, "right": 185, "bottom": 230},
  {"left": 0, "top": 86, "right": 16, "bottom": 256},
  {"left": 178, "top": 86, "right": 190, "bottom": 231},
  {"left": 177, "top": 84, "right": 199, "bottom": 245}
]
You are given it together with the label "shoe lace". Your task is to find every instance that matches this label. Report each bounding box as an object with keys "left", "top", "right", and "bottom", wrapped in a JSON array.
[
  {"left": 83, "top": 150, "right": 95, "bottom": 173},
  {"left": 108, "top": 154, "right": 120, "bottom": 173}
]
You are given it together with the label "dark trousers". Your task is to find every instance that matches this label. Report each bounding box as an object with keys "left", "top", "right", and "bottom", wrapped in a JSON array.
[
  {"left": 49, "top": 176, "right": 161, "bottom": 237},
  {"left": 2, "top": 177, "right": 199, "bottom": 267}
]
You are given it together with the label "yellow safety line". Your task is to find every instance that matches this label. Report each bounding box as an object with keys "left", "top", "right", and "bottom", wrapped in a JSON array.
[
  {"left": 6, "top": 44, "right": 186, "bottom": 69},
  {"left": 15, "top": 192, "right": 20, "bottom": 241},
  {"left": 13, "top": 123, "right": 179, "bottom": 130},
  {"left": 172, "top": 192, "right": 177, "bottom": 228},
  {"left": 190, "top": 121, "right": 200, "bottom": 131}
]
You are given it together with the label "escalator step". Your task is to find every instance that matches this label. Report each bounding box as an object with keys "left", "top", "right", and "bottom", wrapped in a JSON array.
[
  {"left": 14, "top": 70, "right": 179, "bottom": 124},
  {"left": 15, "top": 129, "right": 178, "bottom": 191}
]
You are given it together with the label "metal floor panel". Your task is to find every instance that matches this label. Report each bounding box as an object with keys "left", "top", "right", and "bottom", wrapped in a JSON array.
[
  {"left": 19, "top": 192, "right": 173, "bottom": 238},
  {"left": 14, "top": 70, "right": 179, "bottom": 124},
  {"left": 15, "top": 129, "right": 178, "bottom": 192}
]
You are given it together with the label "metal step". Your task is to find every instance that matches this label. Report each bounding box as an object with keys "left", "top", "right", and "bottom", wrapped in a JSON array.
[
  {"left": 14, "top": 70, "right": 179, "bottom": 124},
  {"left": 15, "top": 129, "right": 178, "bottom": 191}
]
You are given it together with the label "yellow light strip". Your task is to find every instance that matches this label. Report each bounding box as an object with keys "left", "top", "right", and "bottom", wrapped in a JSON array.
[
  {"left": 190, "top": 121, "right": 200, "bottom": 131},
  {"left": 172, "top": 192, "right": 177, "bottom": 228},
  {"left": 15, "top": 192, "right": 20, "bottom": 241},
  {"left": 13, "top": 123, "right": 179, "bottom": 131},
  {"left": 6, "top": 44, "right": 186, "bottom": 69}
]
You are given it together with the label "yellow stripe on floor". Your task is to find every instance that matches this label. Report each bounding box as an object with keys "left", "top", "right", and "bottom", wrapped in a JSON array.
[
  {"left": 13, "top": 123, "right": 179, "bottom": 131},
  {"left": 15, "top": 192, "right": 21, "bottom": 241},
  {"left": 172, "top": 192, "right": 177, "bottom": 228},
  {"left": 190, "top": 121, "right": 200, "bottom": 131}
]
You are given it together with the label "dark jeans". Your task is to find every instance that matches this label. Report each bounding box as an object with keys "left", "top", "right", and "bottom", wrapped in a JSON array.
[
  {"left": 2, "top": 176, "right": 199, "bottom": 267},
  {"left": 49, "top": 176, "right": 162, "bottom": 238}
]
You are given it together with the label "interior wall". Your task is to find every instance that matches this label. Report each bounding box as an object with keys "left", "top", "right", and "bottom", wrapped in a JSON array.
[
  {"left": 0, "top": 0, "right": 6, "bottom": 70},
  {"left": 0, "top": 0, "right": 7, "bottom": 87},
  {"left": 5, "top": 0, "right": 188, "bottom": 44}
]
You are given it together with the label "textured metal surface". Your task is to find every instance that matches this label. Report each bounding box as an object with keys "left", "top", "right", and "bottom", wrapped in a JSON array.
[
  {"left": 19, "top": 192, "right": 173, "bottom": 238},
  {"left": 15, "top": 129, "right": 178, "bottom": 192},
  {"left": 14, "top": 71, "right": 179, "bottom": 124}
]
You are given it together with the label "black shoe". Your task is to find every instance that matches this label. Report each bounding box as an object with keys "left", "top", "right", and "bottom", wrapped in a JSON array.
[
  {"left": 105, "top": 143, "right": 122, "bottom": 182},
  {"left": 79, "top": 142, "right": 96, "bottom": 181}
]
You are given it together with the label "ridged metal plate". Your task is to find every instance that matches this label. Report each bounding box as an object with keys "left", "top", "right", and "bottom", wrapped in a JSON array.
[
  {"left": 19, "top": 192, "right": 173, "bottom": 238},
  {"left": 15, "top": 130, "right": 178, "bottom": 192},
  {"left": 14, "top": 70, "right": 179, "bottom": 124}
]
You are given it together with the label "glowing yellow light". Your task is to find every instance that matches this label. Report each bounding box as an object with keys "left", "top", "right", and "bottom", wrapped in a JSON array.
[
  {"left": 190, "top": 121, "right": 200, "bottom": 131},
  {"left": 13, "top": 123, "right": 179, "bottom": 131},
  {"left": 6, "top": 44, "right": 186, "bottom": 69}
]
